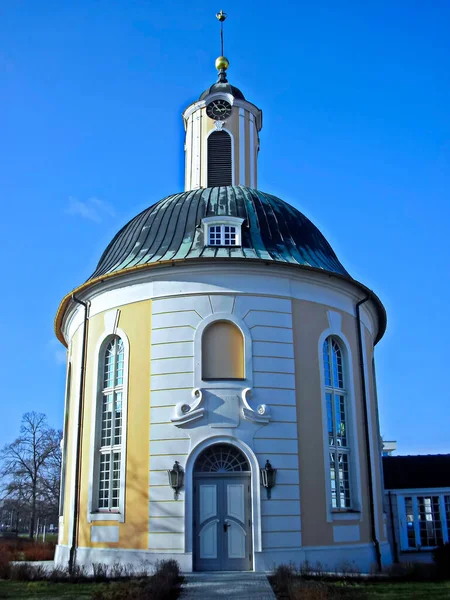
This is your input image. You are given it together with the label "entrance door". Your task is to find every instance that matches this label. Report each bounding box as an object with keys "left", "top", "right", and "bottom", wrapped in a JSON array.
[
  {"left": 193, "top": 443, "right": 252, "bottom": 571},
  {"left": 194, "top": 476, "right": 252, "bottom": 571}
]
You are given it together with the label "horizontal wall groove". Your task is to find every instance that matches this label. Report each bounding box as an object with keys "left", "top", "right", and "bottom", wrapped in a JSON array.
[
  {"left": 261, "top": 499, "right": 300, "bottom": 502},
  {"left": 150, "top": 390, "right": 192, "bottom": 394},
  {"left": 149, "top": 453, "right": 188, "bottom": 457},
  {"left": 254, "top": 355, "right": 295, "bottom": 359},
  {"left": 263, "top": 545, "right": 302, "bottom": 550},
  {"left": 260, "top": 514, "right": 301, "bottom": 517},
  {"left": 149, "top": 439, "right": 190, "bottom": 443},
  {"left": 250, "top": 325, "right": 292, "bottom": 330},
  {"left": 152, "top": 325, "right": 195, "bottom": 331},
  {"left": 244, "top": 309, "right": 292, "bottom": 316},
  {"left": 152, "top": 309, "right": 202, "bottom": 317},
  {"left": 253, "top": 370, "right": 295, "bottom": 375},
  {"left": 259, "top": 419, "right": 298, "bottom": 423},
  {"left": 148, "top": 531, "right": 184, "bottom": 535},
  {"left": 148, "top": 500, "right": 185, "bottom": 504},
  {"left": 151, "top": 341, "right": 193, "bottom": 346},
  {"left": 151, "top": 371, "right": 194, "bottom": 376},
  {"left": 152, "top": 356, "right": 194, "bottom": 361},
  {"left": 254, "top": 386, "right": 295, "bottom": 390},
  {"left": 147, "top": 548, "right": 185, "bottom": 551},
  {"left": 148, "top": 515, "right": 183, "bottom": 516},
  {"left": 254, "top": 437, "right": 298, "bottom": 441},
  {"left": 256, "top": 453, "right": 298, "bottom": 456},
  {"left": 254, "top": 340, "right": 292, "bottom": 345},
  {"left": 262, "top": 529, "right": 302, "bottom": 533}
]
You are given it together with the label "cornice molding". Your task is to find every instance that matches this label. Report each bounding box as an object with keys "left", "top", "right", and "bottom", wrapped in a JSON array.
[{"left": 58, "top": 259, "right": 384, "bottom": 347}]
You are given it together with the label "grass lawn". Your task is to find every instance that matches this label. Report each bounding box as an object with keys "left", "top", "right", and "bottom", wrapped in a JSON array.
[
  {"left": 272, "top": 577, "right": 450, "bottom": 600},
  {"left": 0, "top": 580, "right": 101, "bottom": 599},
  {"left": 356, "top": 581, "right": 450, "bottom": 599}
]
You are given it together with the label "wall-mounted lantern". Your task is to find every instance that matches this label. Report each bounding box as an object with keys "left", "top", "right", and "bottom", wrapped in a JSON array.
[
  {"left": 260, "top": 460, "right": 277, "bottom": 499},
  {"left": 167, "top": 461, "right": 184, "bottom": 500}
]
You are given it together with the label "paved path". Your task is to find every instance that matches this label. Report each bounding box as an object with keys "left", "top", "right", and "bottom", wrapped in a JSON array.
[{"left": 181, "top": 572, "right": 276, "bottom": 599}]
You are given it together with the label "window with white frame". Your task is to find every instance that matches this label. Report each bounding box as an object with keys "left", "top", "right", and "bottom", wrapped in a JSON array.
[
  {"left": 323, "top": 336, "right": 352, "bottom": 509},
  {"left": 97, "top": 337, "right": 124, "bottom": 511},
  {"left": 208, "top": 224, "right": 239, "bottom": 246},
  {"left": 400, "top": 493, "right": 450, "bottom": 549}
]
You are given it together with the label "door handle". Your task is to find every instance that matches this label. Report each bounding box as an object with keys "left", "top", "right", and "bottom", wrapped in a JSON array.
[{"left": 223, "top": 521, "right": 230, "bottom": 532}]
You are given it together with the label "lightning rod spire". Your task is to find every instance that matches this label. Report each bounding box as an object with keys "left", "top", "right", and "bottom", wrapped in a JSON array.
[{"left": 215, "top": 10, "right": 229, "bottom": 83}]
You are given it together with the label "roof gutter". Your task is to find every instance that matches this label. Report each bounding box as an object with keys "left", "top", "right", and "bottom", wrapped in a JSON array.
[
  {"left": 68, "top": 295, "right": 89, "bottom": 574},
  {"left": 356, "top": 297, "right": 382, "bottom": 572}
]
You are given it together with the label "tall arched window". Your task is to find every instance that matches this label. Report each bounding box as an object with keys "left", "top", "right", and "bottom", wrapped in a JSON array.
[
  {"left": 202, "top": 321, "right": 244, "bottom": 380},
  {"left": 207, "top": 130, "right": 232, "bottom": 187},
  {"left": 97, "top": 337, "right": 124, "bottom": 511},
  {"left": 323, "top": 336, "right": 351, "bottom": 509}
]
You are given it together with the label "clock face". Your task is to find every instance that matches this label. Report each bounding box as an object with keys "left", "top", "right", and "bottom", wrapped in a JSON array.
[{"left": 206, "top": 100, "right": 232, "bottom": 121}]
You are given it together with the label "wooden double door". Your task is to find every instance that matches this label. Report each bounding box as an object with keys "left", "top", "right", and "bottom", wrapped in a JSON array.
[{"left": 193, "top": 474, "right": 252, "bottom": 571}]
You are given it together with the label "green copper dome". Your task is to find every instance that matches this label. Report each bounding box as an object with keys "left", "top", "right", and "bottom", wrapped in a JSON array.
[{"left": 90, "top": 186, "right": 348, "bottom": 280}]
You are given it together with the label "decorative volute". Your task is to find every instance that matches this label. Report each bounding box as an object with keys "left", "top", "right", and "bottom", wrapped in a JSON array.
[{"left": 182, "top": 54, "right": 262, "bottom": 191}]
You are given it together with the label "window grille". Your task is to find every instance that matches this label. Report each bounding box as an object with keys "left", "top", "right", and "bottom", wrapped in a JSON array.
[
  {"left": 418, "top": 496, "right": 443, "bottom": 546},
  {"left": 323, "top": 337, "right": 351, "bottom": 509},
  {"left": 98, "top": 337, "right": 124, "bottom": 510},
  {"left": 400, "top": 494, "right": 450, "bottom": 549},
  {"left": 194, "top": 444, "right": 250, "bottom": 472},
  {"left": 208, "top": 224, "right": 239, "bottom": 246}
]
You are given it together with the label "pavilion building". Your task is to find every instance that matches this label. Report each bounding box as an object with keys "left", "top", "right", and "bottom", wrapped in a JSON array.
[{"left": 55, "top": 50, "right": 391, "bottom": 573}]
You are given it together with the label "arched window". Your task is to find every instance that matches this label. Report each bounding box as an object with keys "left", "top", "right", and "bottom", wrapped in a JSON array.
[
  {"left": 202, "top": 321, "right": 244, "bottom": 380},
  {"left": 97, "top": 336, "right": 124, "bottom": 511},
  {"left": 323, "top": 336, "right": 351, "bottom": 509},
  {"left": 194, "top": 444, "right": 250, "bottom": 473},
  {"left": 207, "top": 130, "right": 232, "bottom": 187}
]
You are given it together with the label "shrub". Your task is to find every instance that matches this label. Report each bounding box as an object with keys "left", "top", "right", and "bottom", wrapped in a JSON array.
[
  {"left": 0, "top": 537, "right": 55, "bottom": 562},
  {"left": 288, "top": 579, "right": 367, "bottom": 600},
  {"left": 272, "top": 563, "right": 296, "bottom": 595},
  {"left": 0, "top": 546, "right": 11, "bottom": 579},
  {"left": 92, "top": 562, "right": 110, "bottom": 581},
  {"left": 385, "top": 560, "right": 437, "bottom": 581},
  {"left": 91, "top": 559, "right": 182, "bottom": 600},
  {"left": 22, "top": 541, "right": 55, "bottom": 561},
  {"left": 335, "top": 561, "right": 361, "bottom": 578},
  {"left": 434, "top": 542, "right": 450, "bottom": 580},
  {"left": 8, "top": 562, "right": 48, "bottom": 581}
]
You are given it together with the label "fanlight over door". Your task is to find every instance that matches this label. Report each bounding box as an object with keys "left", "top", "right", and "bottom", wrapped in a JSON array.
[{"left": 193, "top": 444, "right": 252, "bottom": 571}]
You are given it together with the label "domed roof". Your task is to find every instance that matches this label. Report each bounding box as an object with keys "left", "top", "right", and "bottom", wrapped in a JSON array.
[
  {"left": 89, "top": 186, "right": 348, "bottom": 280},
  {"left": 199, "top": 81, "right": 245, "bottom": 100}
]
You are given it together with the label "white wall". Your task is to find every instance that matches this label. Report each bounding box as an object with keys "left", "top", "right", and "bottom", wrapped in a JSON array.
[{"left": 148, "top": 291, "right": 302, "bottom": 564}]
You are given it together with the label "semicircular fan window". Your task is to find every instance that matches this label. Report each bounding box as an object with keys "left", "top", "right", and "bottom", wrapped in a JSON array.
[{"left": 194, "top": 444, "right": 250, "bottom": 473}]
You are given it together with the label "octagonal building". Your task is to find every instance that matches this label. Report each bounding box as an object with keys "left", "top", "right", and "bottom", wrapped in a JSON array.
[{"left": 55, "top": 55, "right": 391, "bottom": 573}]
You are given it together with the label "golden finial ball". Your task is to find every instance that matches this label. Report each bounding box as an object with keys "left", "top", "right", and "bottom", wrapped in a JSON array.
[
  {"left": 215, "top": 56, "right": 229, "bottom": 71},
  {"left": 216, "top": 10, "right": 227, "bottom": 22}
]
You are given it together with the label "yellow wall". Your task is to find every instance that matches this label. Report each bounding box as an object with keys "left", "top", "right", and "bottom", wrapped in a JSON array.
[
  {"left": 73, "top": 300, "right": 152, "bottom": 549},
  {"left": 292, "top": 299, "right": 379, "bottom": 547}
]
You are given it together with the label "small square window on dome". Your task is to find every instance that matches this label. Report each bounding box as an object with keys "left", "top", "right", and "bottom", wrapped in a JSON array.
[{"left": 203, "top": 217, "right": 244, "bottom": 248}]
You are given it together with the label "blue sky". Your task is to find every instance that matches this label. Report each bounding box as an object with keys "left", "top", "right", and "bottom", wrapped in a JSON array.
[{"left": 1, "top": 1, "right": 449, "bottom": 454}]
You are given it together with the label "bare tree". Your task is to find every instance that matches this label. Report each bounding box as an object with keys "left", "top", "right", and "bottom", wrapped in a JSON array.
[{"left": 0, "top": 412, "right": 62, "bottom": 538}]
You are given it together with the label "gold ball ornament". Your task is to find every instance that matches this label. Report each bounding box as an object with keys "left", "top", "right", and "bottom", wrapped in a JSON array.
[{"left": 215, "top": 56, "right": 229, "bottom": 71}]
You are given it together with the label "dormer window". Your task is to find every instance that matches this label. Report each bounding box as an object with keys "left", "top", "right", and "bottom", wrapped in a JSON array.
[
  {"left": 209, "top": 225, "right": 237, "bottom": 246},
  {"left": 202, "top": 216, "right": 244, "bottom": 248}
]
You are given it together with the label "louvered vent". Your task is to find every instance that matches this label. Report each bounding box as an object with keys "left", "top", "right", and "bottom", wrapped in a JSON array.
[{"left": 207, "top": 131, "right": 232, "bottom": 186}]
